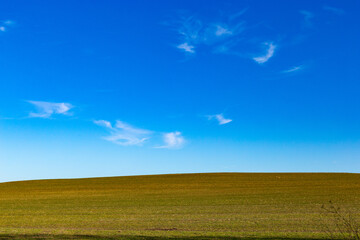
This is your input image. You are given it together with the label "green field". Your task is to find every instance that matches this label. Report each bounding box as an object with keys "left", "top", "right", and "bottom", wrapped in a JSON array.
[{"left": 0, "top": 173, "right": 359, "bottom": 239}]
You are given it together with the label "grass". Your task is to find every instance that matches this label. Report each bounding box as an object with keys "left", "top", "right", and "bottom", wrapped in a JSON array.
[{"left": 0, "top": 173, "right": 359, "bottom": 239}]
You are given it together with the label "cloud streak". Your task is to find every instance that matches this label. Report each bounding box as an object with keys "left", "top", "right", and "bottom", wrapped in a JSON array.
[
  {"left": 323, "top": 6, "right": 345, "bottom": 15},
  {"left": 282, "top": 65, "right": 304, "bottom": 73},
  {"left": 253, "top": 42, "right": 276, "bottom": 64},
  {"left": 94, "top": 120, "right": 153, "bottom": 146},
  {"left": 207, "top": 113, "right": 232, "bottom": 125},
  {"left": 28, "top": 101, "right": 73, "bottom": 118}
]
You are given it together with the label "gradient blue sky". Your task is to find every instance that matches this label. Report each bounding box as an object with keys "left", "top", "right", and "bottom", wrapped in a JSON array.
[{"left": 1, "top": 0, "right": 359, "bottom": 182}]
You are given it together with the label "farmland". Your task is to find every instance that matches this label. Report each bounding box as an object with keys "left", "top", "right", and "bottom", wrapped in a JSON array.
[{"left": 0, "top": 173, "right": 359, "bottom": 239}]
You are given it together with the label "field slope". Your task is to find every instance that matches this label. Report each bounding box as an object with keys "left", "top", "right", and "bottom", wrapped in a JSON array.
[{"left": 0, "top": 173, "right": 359, "bottom": 239}]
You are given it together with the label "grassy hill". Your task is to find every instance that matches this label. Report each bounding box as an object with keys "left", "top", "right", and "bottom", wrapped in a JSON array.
[{"left": 0, "top": 173, "right": 359, "bottom": 239}]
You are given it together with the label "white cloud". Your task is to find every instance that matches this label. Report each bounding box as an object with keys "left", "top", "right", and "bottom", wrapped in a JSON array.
[
  {"left": 28, "top": 101, "right": 73, "bottom": 118},
  {"left": 177, "top": 42, "right": 195, "bottom": 53},
  {"left": 93, "top": 120, "right": 112, "bottom": 129},
  {"left": 323, "top": 6, "right": 345, "bottom": 15},
  {"left": 0, "top": 20, "right": 15, "bottom": 32},
  {"left": 94, "top": 120, "right": 152, "bottom": 146},
  {"left": 282, "top": 65, "right": 304, "bottom": 73},
  {"left": 215, "top": 25, "right": 232, "bottom": 36},
  {"left": 207, "top": 113, "right": 232, "bottom": 125},
  {"left": 253, "top": 42, "right": 276, "bottom": 64},
  {"left": 170, "top": 14, "right": 245, "bottom": 55},
  {"left": 156, "top": 131, "right": 185, "bottom": 149}
]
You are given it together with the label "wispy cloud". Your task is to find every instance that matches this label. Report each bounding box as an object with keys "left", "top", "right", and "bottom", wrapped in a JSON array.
[
  {"left": 167, "top": 10, "right": 284, "bottom": 64},
  {"left": 3, "top": 20, "right": 14, "bottom": 25},
  {"left": 94, "top": 120, "right": 153, "bottom": 146},
  {"left": 0, "top": 20, "right": 15, "bottom": 32},
  {"left": 177, "top": 15, "right": 203, "bottom": 43},
  {"left": 215, "top": 25, "right": 232, "bottom": 36},
  {"left": 300, "top": 10, "right": 314, "bottom": 27},
  {"left": 94, "top": 119, "right": 187, "bottom": 149},
  {"left": 253, "top": 42, "right": 276, "bottom": 64},
  {"left": 323, "top": 6, "right": 345, "bottom": 15},
  {"left": 207, "top": 113, "right": 232, "bottom": 125},
  {"left": 177, "top": 42, "right": 195, "bottom": 53},
  {"left": 229, "top": 8, "right": 248, "bottom": 21},
  {"left": 156, "top": 131, "right": 185, "bottom": 149},
  {"left": 28, "top": 101, "right": 73, "bottom": 118},
  {"left": 282, "top": 65, "right": 304, "bottom": 73},
  {"left": 93, "top": 119, "right": 112, "bottom": 128},
  {"left": 169, "top": 12, "right": 246, "bottom": 55}
]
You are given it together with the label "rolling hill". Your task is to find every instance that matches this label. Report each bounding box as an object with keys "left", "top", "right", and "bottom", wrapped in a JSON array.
[{"left": 0, "top": 173, "right": 359, "bottom": 239}]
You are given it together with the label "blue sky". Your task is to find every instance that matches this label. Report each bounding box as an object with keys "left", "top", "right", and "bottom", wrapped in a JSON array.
[{"left": 1, "top": 0, "right": 359, "bottom": 182}]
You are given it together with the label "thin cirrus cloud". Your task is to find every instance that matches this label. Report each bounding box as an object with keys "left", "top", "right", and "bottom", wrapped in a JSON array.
[
  {"left": 167, "top": 10, "right": 282, "bottom": 65},
  {"left": 28, "top": 101, "right": 73, "bottom": 118},
  {"left": 323, "top": 6, "right": 345, "bottom": 15},
  {"left": 156, "top": 131, "right": 185, "bottom": 149},
  {"left": 253, "top": 42, "right": 276, "bottom": 64},
  {"left": 299, "top": 10, "right": 314, "bottom": 27},
  {"left": 171, "top": 12, "right": 246, "bottom": 54},
  {"left": 94, "top": 120, "right": 153, "bottom": 146},
  {"left": 0, "top": 20, "right": 15, "bottom": 32},
  {"left": 215, "top": 25, "right": 233, "bottom": 36},
  {"left": 282, "top": 65, "right": 304, "bottom": 73},
  {"left": 207, "top": 114, "right": 232, "bottom": 125}
]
